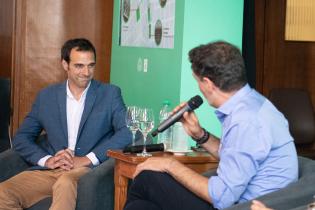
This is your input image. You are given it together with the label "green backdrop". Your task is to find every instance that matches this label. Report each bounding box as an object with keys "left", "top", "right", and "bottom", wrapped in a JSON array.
[{"left": 110, "top": 0, "right": 244, "bottom": 142}]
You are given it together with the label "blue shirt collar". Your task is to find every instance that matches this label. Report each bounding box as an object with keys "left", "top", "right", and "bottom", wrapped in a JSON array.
[{"left": 215, "top": 84, "right": 251, "bottom": 123}]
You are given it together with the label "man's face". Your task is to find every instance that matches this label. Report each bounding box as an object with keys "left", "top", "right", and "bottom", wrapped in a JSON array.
[{"left": 62, "top": 48, "right": 96, "bottom": 91}]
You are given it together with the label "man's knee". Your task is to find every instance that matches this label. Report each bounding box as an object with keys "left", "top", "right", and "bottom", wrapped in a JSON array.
[
  {"left": 135, "top": 170, "right": 170, "bottom": 184},
  {"left": 134, "top": 171, "right": 158, "bottom": 184},
  {"left": 0, "top": 180, "right": 20, "bottom": 205},
  {"left": 52, "top": 168, "right": 90, "bottom": 192},
  {"left": 132, "top": 170, "right": 172, "bottom": 194},
  {"left": 52, "top": 174, "right": 77, "bottom": 193}
]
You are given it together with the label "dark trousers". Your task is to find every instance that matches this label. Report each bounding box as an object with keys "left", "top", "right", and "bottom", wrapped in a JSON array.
[{"left": 124, "top": 170, "right": 216, "bottom": 210}]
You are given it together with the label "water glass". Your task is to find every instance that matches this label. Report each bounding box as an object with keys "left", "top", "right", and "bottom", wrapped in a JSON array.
[{"left": 171, "top": 122, "right": 190, "bottom": 152}]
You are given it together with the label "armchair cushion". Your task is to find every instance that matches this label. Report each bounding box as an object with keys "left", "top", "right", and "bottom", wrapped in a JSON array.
[
  {"left": 0, "top": 150, "right": 29, "bottom": 182},
  {"left": 76, "top": 158, "right": 114, "bottom": 210}
]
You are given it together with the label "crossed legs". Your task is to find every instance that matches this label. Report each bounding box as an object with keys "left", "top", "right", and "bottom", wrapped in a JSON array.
[
  {"left": 124, "top": 171, "right": 215, "bottom": 210},
  {"left": 0, "top": 167, "right": 90, "bottom": 210}
]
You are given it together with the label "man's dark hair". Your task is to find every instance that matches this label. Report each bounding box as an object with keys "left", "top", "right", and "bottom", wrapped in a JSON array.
[
  {"left": 61, "top": 38, "right": 96, "bottom": 63},
  {"left": 189, "top": 41, "right": 247, "bottom": 92}
]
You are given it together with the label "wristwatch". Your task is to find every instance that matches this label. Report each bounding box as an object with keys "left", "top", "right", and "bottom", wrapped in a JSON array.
[{"left": 192, "top": 127, "right": 210, "bottom": 145}]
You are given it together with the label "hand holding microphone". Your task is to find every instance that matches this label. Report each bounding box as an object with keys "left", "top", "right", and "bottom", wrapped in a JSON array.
[
  {"left": 151, "top": 95, "right": 203, "bottom": 137},
  {"left": 124, "top": 95, "right": 204, "bottom": 155}
]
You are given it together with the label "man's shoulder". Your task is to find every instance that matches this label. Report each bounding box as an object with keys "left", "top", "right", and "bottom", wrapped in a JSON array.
[
  {"left": 92, "top": 80, "right": 121, "bottom": 93},
  {"left": 232, "top": 95, "right": 263, "bottom": 117},
  {"left": 37, "top": 81, "right": 65, "bottom": 97},
  {"left": 227, "top": 92, "right": 267, "bottom": 128}
]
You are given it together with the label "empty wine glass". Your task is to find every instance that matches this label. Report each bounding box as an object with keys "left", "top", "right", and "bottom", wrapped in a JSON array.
[
  {"left": 138, "top": 108, "right": 155, "bottom": 157},
  {"left": 126, "top": 106, "right": 140, "bottom": 146}
]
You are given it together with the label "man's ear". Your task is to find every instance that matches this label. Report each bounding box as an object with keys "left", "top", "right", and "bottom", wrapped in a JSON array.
[
  {"left": 62, "top": 60, "right": 69, "bottom": 71},
  {"left": 202, "top": 77, "right": 215, "bottom": 90}
]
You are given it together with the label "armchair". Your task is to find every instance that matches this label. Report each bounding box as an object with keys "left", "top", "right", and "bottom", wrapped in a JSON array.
[
  {"left": 269, "top": 88, "right": 315, "bottom": 159},
  {"left": 0, "top": 149, "right": 115, "bottom": 210},
  {"left": 0, "top": 78, "right": 11, "bottom": 152}
]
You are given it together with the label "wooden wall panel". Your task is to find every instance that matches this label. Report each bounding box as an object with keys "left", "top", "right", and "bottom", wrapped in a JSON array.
[
  {"left": 61, "top": 0, "right": 113, "bottom": 82},
  {"left": 255, "top": 0, "right": 266, "bottom": 92},
  {"left": 0, "top": 0, "right": 14, "bottom": 78},
  {"left": 11, "top": 0, "right": 113, "bottom": 134},
  {"left": 256, "top": 0, "right": 315, "bottom": 107}
]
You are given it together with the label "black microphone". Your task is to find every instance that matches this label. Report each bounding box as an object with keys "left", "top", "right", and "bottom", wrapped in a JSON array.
[
  {"left": 151, "top": 95, "right": 203, "bottom": 137},
  {"left": 123, "top": 143, "right": 165, "bottom": 153}
]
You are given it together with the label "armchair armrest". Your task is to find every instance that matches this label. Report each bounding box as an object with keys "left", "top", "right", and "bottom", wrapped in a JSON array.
[
  {"left": 76, "top": 158, "right": 115, "bottom": 210},
  {"left": 0, "top": 149, "right": 29, "bottom": 182}
]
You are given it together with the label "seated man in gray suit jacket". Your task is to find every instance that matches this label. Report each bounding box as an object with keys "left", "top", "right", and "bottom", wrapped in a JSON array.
[{"left": 0, "top": 38, "right": 131, "bottom": 210}]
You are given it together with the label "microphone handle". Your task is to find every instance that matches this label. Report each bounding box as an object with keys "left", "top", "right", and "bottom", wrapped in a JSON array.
[{"left": 157, "top": 105, "right": 191, "bottom": 133}]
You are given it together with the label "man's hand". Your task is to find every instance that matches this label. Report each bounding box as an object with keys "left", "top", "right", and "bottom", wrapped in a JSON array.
[
  {"left": 251, "top": 200, "right": 273, "bottom": 210},
  {"left": 72, "top": 156, "right": 92, "bottom": 168},
  {"left": 134, "top": 156, "right": 212, "bottom": 203},
  {"left": 172, "top": 102, "right": 221, "bottom": 159},
  {"left": 45, "top": 149, "right": 74, "bottom": 170},
  {"left": 133, "top": 157, "right": 177, "bottom": 178},
  {"left": 45, "top": 148, "right": 92, "bottom": 170},
  {"left": 171, "top": 103, "right": 204, "bottom": 139}
]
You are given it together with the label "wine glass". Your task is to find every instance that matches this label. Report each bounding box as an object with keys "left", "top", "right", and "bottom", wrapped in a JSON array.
[
  {"left": 126, "top": 106, "right": 140, "bottom": 146},
  {"left": 138, "top": 108, "right": 155, "bottom": 157}
]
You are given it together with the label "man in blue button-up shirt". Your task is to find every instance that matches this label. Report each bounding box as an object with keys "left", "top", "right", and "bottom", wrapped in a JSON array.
[{"left": 123, "top": 41, "right": 298, "bottom": 210}]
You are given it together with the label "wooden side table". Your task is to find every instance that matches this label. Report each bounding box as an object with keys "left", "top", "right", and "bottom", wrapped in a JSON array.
[{"left": 107, "top": 150, "right": 219, "bottom": 210}]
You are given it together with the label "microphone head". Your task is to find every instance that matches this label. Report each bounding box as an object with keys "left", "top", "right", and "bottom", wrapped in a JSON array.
[
  {"left": 188, "top": 95, "right": 203, "bottom": 110},
  {"left": 151, "top": 130, "right": 158, "bottom": 137}
]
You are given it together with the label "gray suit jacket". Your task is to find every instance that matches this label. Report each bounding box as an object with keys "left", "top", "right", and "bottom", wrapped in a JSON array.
[{"left": 13, "top": 79, "right": 131, "bottom": 168}]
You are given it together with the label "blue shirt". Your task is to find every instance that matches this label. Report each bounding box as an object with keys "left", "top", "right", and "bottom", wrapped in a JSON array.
[{"left": 208, "top": 84, "right": 298, "bottom": 209}]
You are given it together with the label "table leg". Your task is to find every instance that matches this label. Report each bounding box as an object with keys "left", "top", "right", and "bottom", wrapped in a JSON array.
[{"left": 114, "top": 162, "right": 129, "bottom": 210}]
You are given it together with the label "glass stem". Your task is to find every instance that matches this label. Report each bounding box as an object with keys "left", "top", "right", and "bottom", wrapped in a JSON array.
[
  {"left": 132, "top": 131, "right": 136, "bottom": 146},
  {"left": 143, "top": 134, "right": 147, "bottom": 153}
]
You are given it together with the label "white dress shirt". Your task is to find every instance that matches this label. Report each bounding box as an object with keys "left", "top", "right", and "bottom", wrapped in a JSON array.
[{"left": 38, "top": 81, "right": 99, "bottom": 167}]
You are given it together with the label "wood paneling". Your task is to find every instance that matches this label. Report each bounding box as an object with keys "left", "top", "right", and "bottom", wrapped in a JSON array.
[
  {"left": 0, "top": 0, "right": 14, "bottom": 78},
  {"left": 256, "top": 0, "right": 315, "bottom": 107},
  {"left": 255, "top": 0, "right": 266, "bottom": 92},
  {"left": 10, "top": 0, "right": 113, "bottom": 134}
]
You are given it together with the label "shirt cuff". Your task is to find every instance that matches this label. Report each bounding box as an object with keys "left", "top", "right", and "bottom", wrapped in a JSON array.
[
  {"left": 208, "top": 176, "right": 235, "bottom": 209},
  {"left": 38, "top": 155, "right": 53, "bottom": 167},
  {"left": 208, "top": 177, "right": 220, "bottom": 209},
  {"left": 86, "top": 152, "right": 100, "bottom": 166}
]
